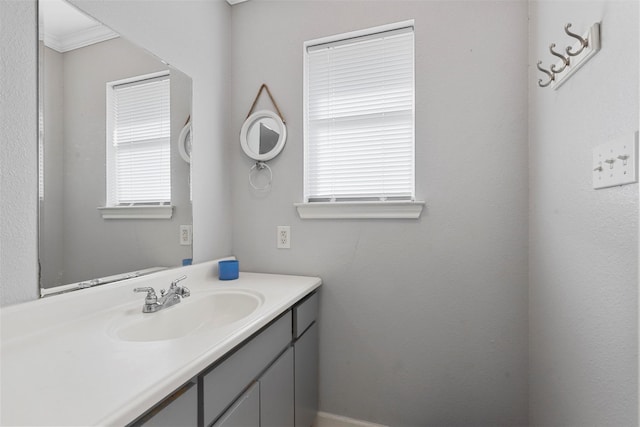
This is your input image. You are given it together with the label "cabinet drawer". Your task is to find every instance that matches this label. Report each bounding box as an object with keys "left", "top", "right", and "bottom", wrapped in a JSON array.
[
  {"left": 293, "top": 292, "right": 318, "bottom": 339},
  {"left": 203, "top": 312, "right": 292, "bottom": 426}
]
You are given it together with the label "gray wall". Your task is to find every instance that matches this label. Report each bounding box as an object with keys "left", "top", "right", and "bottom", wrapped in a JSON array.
[
  {"left": 230, "top": 1, "right": 530, "bottom": 425},
  {"left": 528, "top": 1, "right": 638, "bottom": 425},
  {"left": 0, "top": 0, "right": 40, "bottom": 306},
  {"left": 41, "top": 45, "right": 65, "bottom": 287}
]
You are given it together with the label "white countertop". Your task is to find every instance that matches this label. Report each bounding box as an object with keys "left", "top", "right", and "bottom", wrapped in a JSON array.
[{"left": 0, "top": 259, "right": 321, "bottom": 426}]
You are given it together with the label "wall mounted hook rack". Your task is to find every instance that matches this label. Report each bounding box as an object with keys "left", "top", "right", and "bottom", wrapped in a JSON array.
[{"left": 536, "top": 22, "right": 601, "bottom": 90}]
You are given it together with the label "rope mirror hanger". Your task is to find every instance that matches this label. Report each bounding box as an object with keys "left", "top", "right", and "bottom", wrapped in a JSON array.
[{"left": 240, "top": 84, "right": 287, "bottom": 191}]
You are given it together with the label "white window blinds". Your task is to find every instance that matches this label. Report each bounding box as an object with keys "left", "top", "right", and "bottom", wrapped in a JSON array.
[
  {"left": 304, "top": 25, "right": 415, "bottom": 202},
  {"left": 107, "top": 74, "right": 171, "bottom": 206},
  {"left": 39, "top": 110, "right": 44, "bottom": 201}
]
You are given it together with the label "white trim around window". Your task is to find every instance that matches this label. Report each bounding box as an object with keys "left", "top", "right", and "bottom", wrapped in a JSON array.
[
  {"left": 98, "top": 205, "right": 173, "bottom": 220},
  {"left": 295, "top": 200, "right": 425, "bottom": 220},
  {"left": 104, "top": 71, "right": 172, "bottom": 215},
  {"left": 301, "top": 20, "right": 424, "bottom": 219}
]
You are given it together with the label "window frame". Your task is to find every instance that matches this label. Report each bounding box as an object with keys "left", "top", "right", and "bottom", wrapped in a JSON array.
[
  {"left": 101, "top": 71, "right": 173, "bottom": 220},
  {"left": 299, "top": 20, "right": 423, "bottom": 219}
]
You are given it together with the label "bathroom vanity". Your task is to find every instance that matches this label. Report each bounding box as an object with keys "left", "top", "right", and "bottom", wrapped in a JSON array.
[{"left": 0, "top": 259, "right": 321, "bottom": 427}]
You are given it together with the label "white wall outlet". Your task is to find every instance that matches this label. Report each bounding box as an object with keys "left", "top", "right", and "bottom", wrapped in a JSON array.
[
  {"left": 277, "top": 226, "right": 290, "bottom": 249},
  {"left": 592, "top": 132, "right": 639, "bottom": 189},
  {"left": 180, "top": 225, "right": 193, "bottom": 245}
]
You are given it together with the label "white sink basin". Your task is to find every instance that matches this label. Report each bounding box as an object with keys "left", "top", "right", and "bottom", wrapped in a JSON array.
[{"left": 111, "top": 290, "right": 263, "bottom": 342}]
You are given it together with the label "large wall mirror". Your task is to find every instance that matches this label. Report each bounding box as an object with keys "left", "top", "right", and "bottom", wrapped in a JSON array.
[{"left": 38, "top": 0, "right": 193, "bottom": 295}]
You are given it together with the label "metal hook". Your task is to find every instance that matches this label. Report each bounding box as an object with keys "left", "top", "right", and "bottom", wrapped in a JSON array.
[
  {"left": 549, "top": 43, "right": 570, "bottom": 73},
  {"left": 537, "top": 61, "right": 555, "bottom": 88},
  {"left": 564, "top": 23, "right": 588, "bottom": 57}
]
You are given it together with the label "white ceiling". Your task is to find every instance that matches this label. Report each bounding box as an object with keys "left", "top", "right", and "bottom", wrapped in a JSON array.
[{"left": 40, "top": 0, "right": 118, "bottom": 53}]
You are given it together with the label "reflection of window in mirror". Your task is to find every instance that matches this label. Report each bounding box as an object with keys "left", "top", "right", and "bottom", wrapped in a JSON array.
[
  {"left": 106, "top": 72, "right": 171, "bottom": 207},
  {"left": 38, "top": 111, "right": 45, "bottom": 201}
]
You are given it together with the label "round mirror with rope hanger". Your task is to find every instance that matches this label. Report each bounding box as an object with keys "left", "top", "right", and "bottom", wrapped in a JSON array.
[
  {"left": 178, "top": 115, "right": 192, "bottom": 163},
  {"left": 240, "top": 84, "right": 287, "bottom": 191}
]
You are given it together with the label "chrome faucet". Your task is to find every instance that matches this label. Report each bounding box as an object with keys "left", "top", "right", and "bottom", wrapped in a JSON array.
[{"left": 133, "top": 276, "right": 190, "bottom": 313}]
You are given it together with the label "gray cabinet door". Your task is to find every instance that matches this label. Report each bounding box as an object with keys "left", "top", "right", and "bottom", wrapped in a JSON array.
[
  {"left": 212, "top": 382, "right": 259, "bottom": 427},
  {"left": 294, "top": 322, "right": 318, "bottom": 427},
  {"left": 203, "top": 312, "right": 292, "bottom": 426},
  {"left": 141, "top": 383, "right": 197, "bottom": 427},
  {"left": 260, "top": 347, "right": 294, "bottom": 427}
]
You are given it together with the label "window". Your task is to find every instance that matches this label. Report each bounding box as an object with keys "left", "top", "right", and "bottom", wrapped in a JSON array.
[
  {"left": 300, "top": 21, "right": 423, "bottom": 219},
  {"left": 103, "top": 72, "right": 172, "bottom": 218},
  {"left": 38, "top": 108, "right": 44, "bottom": 201}
]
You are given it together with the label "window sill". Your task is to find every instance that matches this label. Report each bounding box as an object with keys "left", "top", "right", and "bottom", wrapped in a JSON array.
[
  {"left": 98, "top": 205, "right": 174, "bottom": 219},
  {"left": 294, "top": 201, "right": 425, "bottom": 219}
]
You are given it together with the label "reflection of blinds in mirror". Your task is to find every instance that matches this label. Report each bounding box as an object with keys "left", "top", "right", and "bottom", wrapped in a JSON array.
[
  {"left": 109, "top": 74, "right": 170, "bottom": 205},
  {"left": 39, "top": 106, "right": 44, "bottom": 201},
  {"left": 305, "top": 26, "right": 415, "bottom": 202}
]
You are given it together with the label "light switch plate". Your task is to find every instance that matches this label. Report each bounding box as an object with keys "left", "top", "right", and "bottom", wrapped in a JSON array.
[{"left": 592, "top": 132, "right": 638, "bottom": 189}]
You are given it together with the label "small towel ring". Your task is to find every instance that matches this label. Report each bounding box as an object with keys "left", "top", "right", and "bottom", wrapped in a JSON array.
[{"left": 249, "top": 162, "right": 272, "bottom": 191}]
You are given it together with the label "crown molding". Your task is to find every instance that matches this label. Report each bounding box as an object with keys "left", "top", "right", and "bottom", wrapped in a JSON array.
[{"left": 43, "top": 25, "right": 119, "bottom": 53}]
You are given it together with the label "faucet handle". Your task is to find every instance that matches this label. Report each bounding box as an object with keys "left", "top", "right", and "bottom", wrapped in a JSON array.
[
  {"left": 134, "top": 287, "right": 157, "bottom": 304},
  {"left": 170, "top": 275, "right": 187, "bottom": 288},
  {"left": 177, "top": 286, "right": 190, "bottom": 298}
]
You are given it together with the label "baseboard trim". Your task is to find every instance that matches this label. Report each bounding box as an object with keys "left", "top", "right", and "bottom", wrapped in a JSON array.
[{"left": 314, "top": 411, "right": 389, "bottom": 427}]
